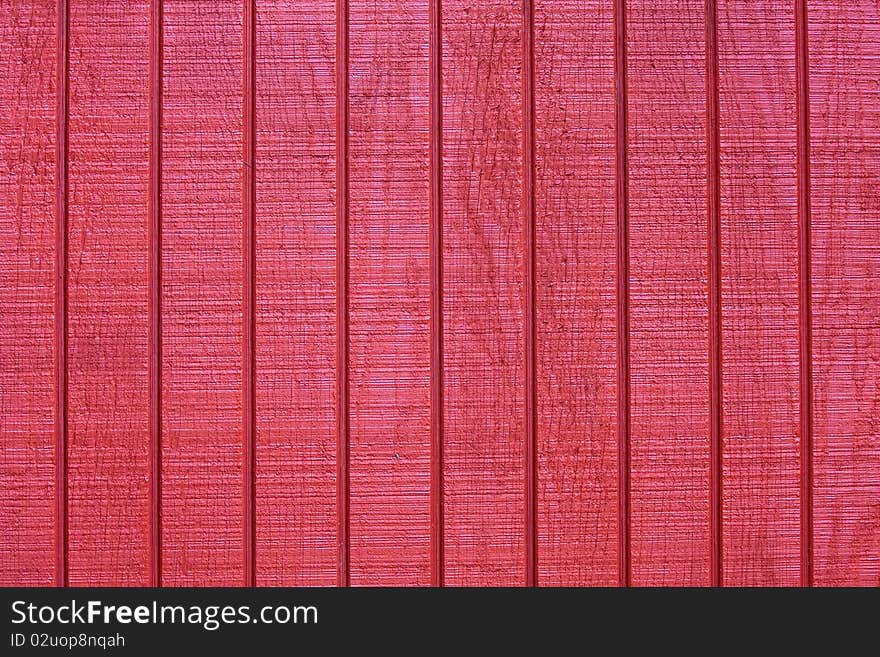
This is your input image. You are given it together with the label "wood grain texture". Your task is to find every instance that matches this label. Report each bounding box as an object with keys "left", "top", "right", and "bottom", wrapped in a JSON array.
[
  {"left": 254, "top": 0, "right": 337, "bottom": 587},
  {"left": 442, "top": 0, "right": 526, "bottom": 585},
  {"left": 0, "top": 0, "right": 58, "bottom": 586},
  {"left": 160, "top": 0, "right": 245, "bottom": 586},
  {"left": 627, "top": 0, "right": 711, "bottom": 586},
  {"left": 533, "top": 0, "right": 619, "bottom": 585},
  {"left": 810, "top": 0, "right": 880, "bottom": 586},
  {"left": 65, "top": 0, "right": 151, "bottom": 586},
  {"left": 3, "top": 0, "right": 879, "bottom": 587},
  {"left": 717, "top": 0, "right": 801, "bottom": 586},
  {"left": 348, "top": 0, "right": 432, "bottom": 586}
]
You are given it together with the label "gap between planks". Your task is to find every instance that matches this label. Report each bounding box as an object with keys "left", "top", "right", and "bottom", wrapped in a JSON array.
[
  {"left": 243, "top": 0, "right": 258, "bottom": 588},
  {"left": 522, "top": 0, "right": 538, "bottom": 588},
  {"left": 149, "top": 0, "right": 164, "bottom": 588},
  {"left": 705, "top": 0, "right": 724, "bottom": 587},
  {"left": 429, "top": 0, "right": 445, "bottom": 588},
  {"left": 335, "top": 0, "right": 351, "bottom": 588},
  {"left": 795, "top": 0, "right": 814, "bottom": 588},
  {"left": 54, "top": 0, "right": 69, "bottom": 589},
  {"left": 614, "top": 0, "right": 632, "bottom": 589}
]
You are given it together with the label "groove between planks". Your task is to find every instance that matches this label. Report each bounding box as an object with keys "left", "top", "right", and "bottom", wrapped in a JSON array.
[
  {"left": 335, "top": 0, "right": 351, "bottom": 588},
  {"left": 522, "top": 0, "right": 538, "bottom": 589},
  {"left": 614, "top": 0, "right": 631, "bottom": 589}
]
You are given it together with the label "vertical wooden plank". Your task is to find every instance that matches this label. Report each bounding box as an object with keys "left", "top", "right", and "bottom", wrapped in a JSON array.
[
  {"left": 161, "top": 0, "right": 245, "bottom": 585},
  {"left": 810, "top": 1, "right": 880, "bottom": 586},
  {"left": 627, "top": 0, "right": 711, "bottom": 585},
  {"left": 254, "top": 0, "right": 338, "bottom": 586},
  {"left": 0, "top": 0, "right": 58, "bottom": 586},
  {"left": 443, "top": 0, "right": 526, "bottom": 585},
  {"left": 65, "top": 0, "right": 151, "bottom": 586},
  {"left": 148, "top": 0, "right": 163, "bottom": 588},
  {"left": 716, "top": 0, "right": 801, "bottom": 586},
  {"left": 533, "top": 0, "right": 619, "bottom": 585},
  {"left": 348, "top": 1, "right": 432, "bottom": 585}
]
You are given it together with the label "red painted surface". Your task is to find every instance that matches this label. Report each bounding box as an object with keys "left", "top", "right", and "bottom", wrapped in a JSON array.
[
  {"left": 810, "top": 1, "right": 880, "bottom": 585},
  {"left": 628, "top": 0, "right": 712, "bottom": 586},
  {"left": 348, "top": 0, "right": 432, "bottom": 585},
  {"left": 161, "top": 0, "right": 246, "bottom": 586},
  {"left": 1, "top": 0, "right": 878, "bottom": 587},
  {"left": 442, "top": 0, "right": 527, "bottom": 586},
  {"left": 255, "top": 0, "right": 338, "bottom": 587},
  {"left": 1, "top": 0, "right": 58, "bottom": 587},
  {"left": 67, "top": 0, "right": 152, "bottom": 586},
  {"left": 534, "top": 0, "right": 619, "bottom": 585}
]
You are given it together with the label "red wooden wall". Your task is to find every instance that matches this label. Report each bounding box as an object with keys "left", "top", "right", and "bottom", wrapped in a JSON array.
[{"left": 1, "top": 0, "right": 878, "bottom": 587}]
